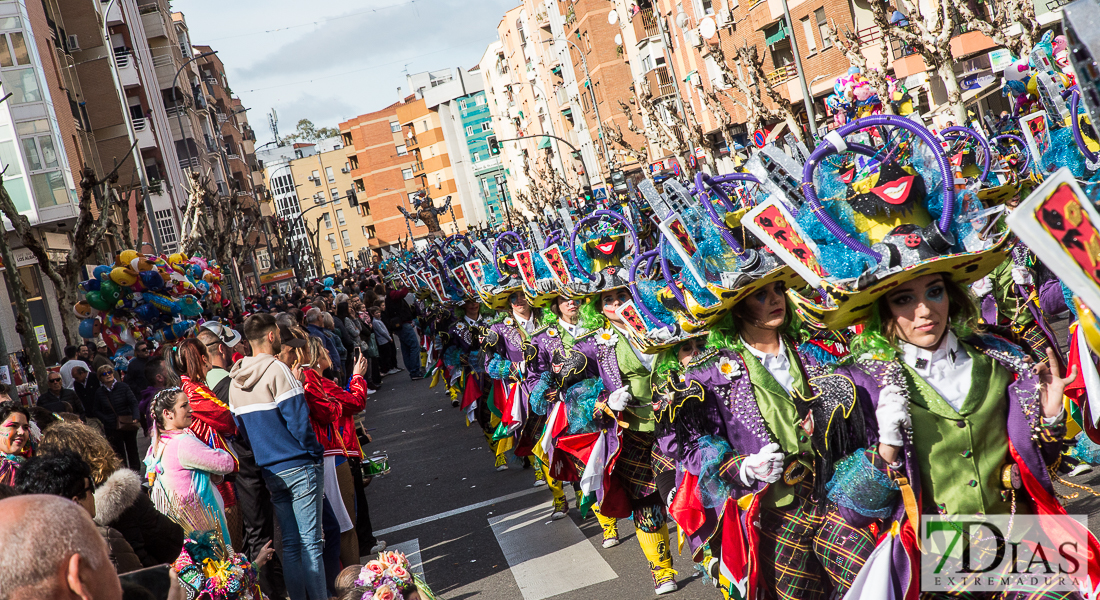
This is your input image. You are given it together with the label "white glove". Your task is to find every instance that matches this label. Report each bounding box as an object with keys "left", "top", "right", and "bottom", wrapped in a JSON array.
[
  {"left": 606, "top": 385, "right": 632, "bottom": 411},
  {"left": 970, "top": 276, "right": 993, "bottom": 297},
  {"left": 1011, "top": 266, "right": 1033, "bottom": 286},
  {"left": 739, "top": 442, "right": 785, "bottom": 486},
  {"left": 876, "top": 384, "right": 911, "bottom": 447}
]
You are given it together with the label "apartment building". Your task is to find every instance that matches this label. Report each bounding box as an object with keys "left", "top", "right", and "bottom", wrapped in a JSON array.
[
  {"left": 286, "top": 137, "right": 366, "bottom": 276},
  {"left": 260, "top": 142, "right": 321, "bottom": 280},
  {"left": 458, "top": 89, "right": 510, "bottom": 225},
  {"left": 340, "top": 103, "right": 428, "bottom": 259}
]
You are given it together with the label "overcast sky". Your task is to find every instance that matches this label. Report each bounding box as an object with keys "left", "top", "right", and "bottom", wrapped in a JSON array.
[{"left": 175, "top": 0, "right": 517, "bottom": 144}]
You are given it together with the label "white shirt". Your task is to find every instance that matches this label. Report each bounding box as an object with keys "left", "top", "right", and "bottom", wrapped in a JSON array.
[
  {"left": 901, "top": 332, "right": 972, "bottom": 412},
  {"left": 612, "top": 324, "right": 656, "bottom": 371},
  {"left": 464, "top": 316, "right": 480, "bottom": 327},
  {"left": 558, "top": 319, "right": 579, "bottom": 339},
  {"left": 59, "top": 359, "right": 90, "bottom": 390},
  {"left": 743, "top": 337, "right": 795, "bottom": 394},
  {"left": 515, "top": 312, "right": 537, "bottom": 334}
]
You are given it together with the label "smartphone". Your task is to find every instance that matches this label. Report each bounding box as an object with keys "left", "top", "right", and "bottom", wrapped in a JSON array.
[{"left": 120, "top": 564, "right": 172, "bottom": 600}]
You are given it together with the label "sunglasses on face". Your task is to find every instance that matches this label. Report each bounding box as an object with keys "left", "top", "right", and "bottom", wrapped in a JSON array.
[
  {"left": 48, "top": 378, "right": 61, "bottom": 383},
  {"left": 98, "top": 371, "right": 113, "bottom": 378}
]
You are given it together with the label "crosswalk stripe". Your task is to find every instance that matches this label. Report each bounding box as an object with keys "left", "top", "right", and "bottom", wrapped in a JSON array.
[
  {"left": 373, "top": 486, "right": 544, "bottom": 536},
  {"left": 489, "top": 502, "right": 618, "bottom": 600},
  {"left": 385, "top": 538, "right": 425, "bottom": 583}
]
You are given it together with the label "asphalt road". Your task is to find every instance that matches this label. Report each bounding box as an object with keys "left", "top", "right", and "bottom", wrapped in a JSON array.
[{"left": 359, "top": 323, "right": 1100, "bottom": 600}]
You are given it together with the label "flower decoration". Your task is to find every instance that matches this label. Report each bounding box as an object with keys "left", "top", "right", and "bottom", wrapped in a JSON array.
[
  {"left": 356, "top": 551, "right": 435, "bottom": 600},
  {"left": 547, "top": 328, "right": 558, "bottom": 338},
  {"left": 504, "top": 317, "right": 515, "bottom": 327},
  {"left": 716, "top": 356, "right": 743, "bottom": 381},
  {"left": 595, "top": 328, "right": 618, "bottom": 347}
]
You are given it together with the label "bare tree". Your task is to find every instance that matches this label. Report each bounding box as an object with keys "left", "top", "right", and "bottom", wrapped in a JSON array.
[
  {"left": 516, "top": 150, "right": 580, "bottom": 217},
  {"left": 955, "top": 0, "right": 1042, "bottom": 59},
  {"left": 871, "top": 0, "right": 965, "bottom": 123},
  {"left": 181, "top": 170, "right": 254, "bottom": 310},
  {"left": 0, "top": 144, "right": 137, "bottom": 344},
  {"left": 0, "top": 209, "right": 48, "bottom": 385},
  {"left": 706, "top": 42, "right": 804, "bottom": 142},
  {"left": 828, "top": 20, "right": 897, "bottom": 116}
]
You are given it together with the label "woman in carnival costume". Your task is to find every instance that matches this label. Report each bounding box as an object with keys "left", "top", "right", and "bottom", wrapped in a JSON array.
[
  {"left": 624, "top": 175, "right": 874, "bottom": 600},
  {"left": 544, "top": 210, "right": 680, "bottom": 595},
  {"left": 763, "top": 114, "right": 1097, "bottom": 598},
  {"left": 0, "top": 400, "right": 33, "bottom": 485}
]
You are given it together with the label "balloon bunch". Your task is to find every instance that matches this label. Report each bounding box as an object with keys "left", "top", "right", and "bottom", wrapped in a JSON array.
[
  {"left": 824, "top": 66, "right": 911, "bottom": 127},
  {"left": 74, "top": 250, "right": 229, "bottom": 356},
  {"left": 1000, "top": 32, "right": 1074, "bottom": 110}
]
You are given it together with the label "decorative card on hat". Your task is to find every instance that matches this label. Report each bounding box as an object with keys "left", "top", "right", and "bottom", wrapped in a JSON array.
[
  {"left": 741, "top": 199, "right": 828, "bottom": 289},
  {"left": 515, "top": 249, "right": 538, "bottom": 290},
  {"left": 540, "top": 244, "right": 572, "bottom": 287},
  {"left": 429, "top": 274, "right": 447, "bottom": 303},
  {"left": 658, "top": 213, "right": 707, "bottom": 288},
  {"left": 1006, "top": 167, "right": 1100, "bottom": 311},
  {"left": 451, "top": 267, "right": 472, "bottom": 297},
  {"left": 1020, "top": 111, "right": 1052, "bottom": 174},
  {"left": 615, "top": 300, "right": 650, "bottom": 338},
  {"left": 464, "top": 259, "right": 484, "bottom": 288}
]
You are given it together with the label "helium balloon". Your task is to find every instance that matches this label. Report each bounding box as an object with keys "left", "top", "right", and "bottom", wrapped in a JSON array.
[
  {"left": 109, "top": 267, "right": 138, "bottom": 287},
  {"left": 152, "top": 320, "right": 194, "bottom": 343},
  {"left": 92, "top": 265, "right": 112, "bottom": 281},
  {"left": 176, "top": 295, "right": 202, "bottom": 317},
  {"left": 118, "top": 250, "right": 139, "bottom": 266},
  {"left": 130, "top": 255, "right": 154, "bottom": 272},
  {"left": 86, "top": 291, "right": 111, "bottom": 311},
  {"left": 133, "top": 303, "right": 159, "bottom": 323},
  {"left": 78, "top": 318, "right": 96, "bottom": 339},
  {"left": 73, "top": 300, "right": 93, "bottom": 318},
  {"left": 99, "top": 280, "right": 122, "bottom": 303},
  {"left": 139, "top": 270, "right": 165, "bottom": 291},
  {"left": 143, "top": 292, "right": 178, "bottom": 314},
  {"left": 80, "top": 279, "right": 100, "bottom": 292}
]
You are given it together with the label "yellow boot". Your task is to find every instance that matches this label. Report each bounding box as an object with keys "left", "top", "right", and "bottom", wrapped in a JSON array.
[
  {"left": 594, "top": 508, "right": 620, "bottom": 548},
  {"left": 637, "top": 525, "right": 678, "bottom": 595}
]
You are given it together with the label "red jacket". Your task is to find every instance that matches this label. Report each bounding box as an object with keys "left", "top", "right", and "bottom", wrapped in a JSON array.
[
  {"left": 181, "top": 375, "right": 239, "bottom": 507},
  {"left": 303, "top": 370, "right": 366, "bottom": 458}
]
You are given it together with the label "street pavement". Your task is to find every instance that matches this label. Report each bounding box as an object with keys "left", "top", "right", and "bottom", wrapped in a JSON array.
[{"left": 360, "top": 326, "right": 1100, "bottom": 600}]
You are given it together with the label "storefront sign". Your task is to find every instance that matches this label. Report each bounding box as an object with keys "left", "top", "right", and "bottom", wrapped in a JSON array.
[
  {"left": 0, "top": 247, "right": 39, "bottom": 270},
  {"left": 34, "top": 325, "right": 47, "bottom": 344},
  {"left": 988, "top": 48, "right": 1014, "bottom": 72},
  {"left": 259, "top": 268, "right": 295, "bottom": 285}
]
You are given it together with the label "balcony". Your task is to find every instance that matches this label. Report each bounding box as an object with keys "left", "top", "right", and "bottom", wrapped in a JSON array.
[
  {"left": 554, "top": 86, "right": 568, "bottom": 107},
  {"left": 140, "top": 6, "right": 168, "bottom": 39},
  {"left": 950, "top": 30, "right": 997, "bottom": 58},
  {"left": 132, "top": 118, "right": 156, "bottom": 149},
  {"left": 115, "top": 51, "right": 139, "bottom": 87},
  {"left": 535, "top": 10, "right": 551, "bottom": 29},
  {"left": 632, "top": 9, "right": 660, "bottom": 42},
  {"left": 644, "top": 66, "right": 676, "bottom": 98},
  {"left": 766, "top": 64, "right": 798, "bottom": 87},
  {"left": 412, "top": 160, "right": 425, "bottom": 175},
  {"left": 179, "top": 156, "right": 201, "bottom": 171}
]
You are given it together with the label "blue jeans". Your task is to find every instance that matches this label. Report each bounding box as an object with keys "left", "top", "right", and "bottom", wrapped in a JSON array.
[
  {"left": 265, "top": 463, "right": 327, "bottom": 600},
  {"left": 395, "top": 323, "right": 422, "bottom": 377}
]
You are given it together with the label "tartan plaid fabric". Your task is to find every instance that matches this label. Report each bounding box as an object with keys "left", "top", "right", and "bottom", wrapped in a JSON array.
[
  {"left": 616, "top": 429, "right": 659, "bottom": 500},
  {"left": 756, "top": 478, "right": 876, "bottom": 600},
  {"left": 1016, "top": 323, "right": 1055, "bottom": 363},
  {"left": 651, "top": 448, "right": 675, "bottom": 476}
]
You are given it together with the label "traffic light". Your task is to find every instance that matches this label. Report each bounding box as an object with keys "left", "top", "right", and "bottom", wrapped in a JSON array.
[
  {"left": 346, "top": 188, "right": 359, "bottom": 208},
  {"left": 487, "top": 135, "right": 500, "bottom": 156},
  {"left": 610, "top": 169, "right": 627, "bottom": 193}
]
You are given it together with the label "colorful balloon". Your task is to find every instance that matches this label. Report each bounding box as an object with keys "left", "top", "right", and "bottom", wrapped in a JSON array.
[
  {"left": 78, "top": 318, "right": 96, "bottom": 339},
  {"left": 109, "top": 267, "right": 138, "bottom": 287},
  {"left": 86, "top": 291, "right": 111, "bottom": 311}
]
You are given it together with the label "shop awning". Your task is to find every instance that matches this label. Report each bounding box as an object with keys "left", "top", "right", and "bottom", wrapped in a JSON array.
[
  {"left": 538, "top": 137, "right": 552, "bottom": 149},
  {"left": 561, "top": 107, "right": 572, "bottom": 116}
]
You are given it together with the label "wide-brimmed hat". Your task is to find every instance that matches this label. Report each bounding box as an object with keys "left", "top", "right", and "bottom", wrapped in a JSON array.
[
  {"left": 744, "top": 114, "right": 1009, "bottom": 330},
  {"left": 561, "top": 210, "right": 638, "bottom": 300},
  {"left": 477, "top": 230, "right": 524, "bottom": 311}
]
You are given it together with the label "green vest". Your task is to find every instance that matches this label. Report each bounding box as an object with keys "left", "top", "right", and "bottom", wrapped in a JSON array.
[
  {"left": 905, "top": 345, "right": 1013, "bottom": 515},
  {"left": 739, "top": 344, "right": 814, "bottom": 508},
  {"left": 615, "top": 335, "right": 656, "bottom": 432}
]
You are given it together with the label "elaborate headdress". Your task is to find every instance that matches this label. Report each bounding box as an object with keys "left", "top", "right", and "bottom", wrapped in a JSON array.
[
  {"left": 476, "top": 230, "right": 525, "bottom": 311},
  {"left": 744, "top": 115, "right": 1010, "bottom": 330}
]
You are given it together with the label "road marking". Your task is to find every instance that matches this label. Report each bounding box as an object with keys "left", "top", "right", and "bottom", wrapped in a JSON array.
[
  {"left": 373, "top": 486, "right": 545, "bottom": 536},
  {"left": 489, "top": 502, "right": 617, "bottom": 600},
  {"left": 385, "top": 539, "right": 425, "bottom": 583}
]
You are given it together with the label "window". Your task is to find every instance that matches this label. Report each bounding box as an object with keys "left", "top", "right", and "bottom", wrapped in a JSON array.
[
  {"left": 258, "top": 251, "right": 271, "bottom": 270},
  {"left": 336, "top": 209, "right": 345, "bottom": 225},
  {"left": 1, "top": 68, "right": 41, "bottom": 104},
  {"left": 816, "top": 9, "right": 832, "bottom": 49},
  {"left": 435, "top": 173, "right": 442, "bottom": 188},
  {"left": 341, "top": 230, "right": 351, "bottom": 246},
  {"left": 325, "top": 166, "right": 334, "bottom": 182},
  {"left": 347, "top": 251, "right": 355, "bottom": 265},
  {"left": 396, "top": 144, "right": 408, "bottom": 155},
  {"left": 481, "top": 122, "right": 491, "bottom": 132},
  {"left": 362, "top": 225, "right": 369, "bottom": 238},
  {"left": 20, "top": 134, "right": 58, "bottom": 172},
  {"left": 367, "top": 225, "right": 376, "bottom": 238},
  {"left": 407, "top": 193, "right": 418, "bottom": 203},
  {"left": 476, "top": 95, "right": 486, "bottom": 106},
  {"left": 390, "top": 121, "right": 400, "bottom": 133},
  {"left": 801, "top": 17, "right": 817, "bottom": 53},
  {"left": 311, "top": 170, "right": 320, "bottom": 186},
  {"left": 31, "top": 171, "right": 67, "bottom": 208},
  {"left": 0, "top": 31, "right": 30, "bottom": 67},
  {"left": 333, "top": 256, "right": 342, "bottom": 270},
  {"left": 465, "top": 126, "right": 474, "bottom": 135},
  {"left": 154, "top": 209, "right": 178, "bottom": 253},
  {"left": 473, "top": 152, "right": 480, "bottom": 162},
  {"left": 331, "top": 187, "right": 340, "bottom": 203},
  {"left": 401, "top": 168, "right": 413, "bottom": 180},
  {"left": 328, "top": 233, "right": 337, "bottom": 249},
  {"left": 323, "top": 212, "right": 332, "bottom": 228}
]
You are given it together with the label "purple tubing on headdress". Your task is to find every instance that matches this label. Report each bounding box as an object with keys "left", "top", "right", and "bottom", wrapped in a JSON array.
[
  {"left": 1070, "top": 90, "right": 1099, "bottom": 162},
  {"left": 658, "top": 237, "right": 688, "bottom": 309},
  {"left": 568, "top": 210, "right": 641, "bottom": 281},
  {"left": 694, "top": 172, "right": 748, "bottom": 256},
  {"left": 627, "top": 248, "right": 673, "bottom": 330},
  {"left": 992, "top": 133, "right": 1031, "bottom": 174},
  {"left": 544, "top": 230, "right": 562, "bottom": 249},
  {"left": 941, "top": 125, "right": 992, "bottom": 181},
  {"left": 801, "top": 115, "right": 956, "bottom": 260},
  {"left": 492, "top": 230, "right": 526, "bottom": 278}
]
